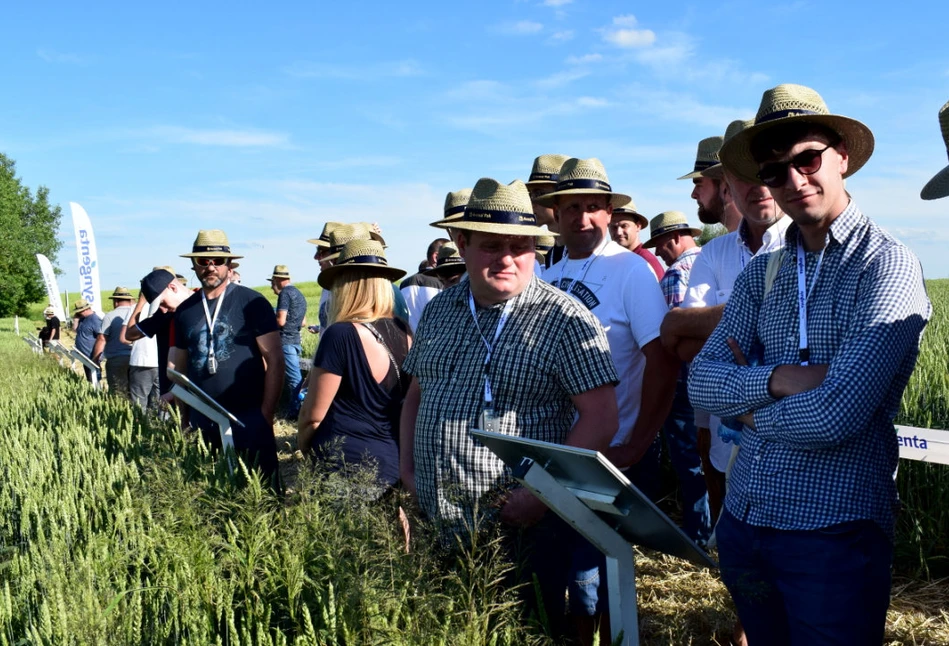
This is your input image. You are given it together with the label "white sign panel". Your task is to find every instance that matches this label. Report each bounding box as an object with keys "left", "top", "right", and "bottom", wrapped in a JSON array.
[
  {"left": 896, "top": 426, "right": 949, "bottom": 465},
  {"left": 70, "top": 202, "right": 103, "bottom": 316},
  {"left": 36, "top": 253, "right": 67, "bottom": 322}
]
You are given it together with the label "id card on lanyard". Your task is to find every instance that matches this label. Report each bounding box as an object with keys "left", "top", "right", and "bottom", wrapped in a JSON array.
[
  {"left": 796, "top": 239, "right": 825, "bottom": 366},
  {"left": 468, "top": 290, "right": 513, "bottom": 433},
  {"left": 201, "top": 285, "right": 227, "bottom": 374}
]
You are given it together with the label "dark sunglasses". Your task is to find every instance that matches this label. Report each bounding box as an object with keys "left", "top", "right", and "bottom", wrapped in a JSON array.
[
  {"left": 756, "top": 145, "right": 833, "bottom": 188},
  {"left": 194, "top": 257, "right": 229, "bottom": 267}
]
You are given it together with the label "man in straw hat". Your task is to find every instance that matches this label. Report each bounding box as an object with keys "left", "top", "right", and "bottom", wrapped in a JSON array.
[
  {"left": 429, "top": 188, "right": 472, "bottom": 244},
  {"left": 72, "top": 299, "right": 102, "bottom": 383},
  {"left": 91, "top": 287, "right": 136, "bottom": 399},
  {"left": 38, "top": 306, "right": 60, "bottom": 348},
  {"left": 525, "top": 154, "right": 571, "bottom": 268},
  {"left": 690, "top": 84, "right": 931, "bottom": 645},
  {"left": 269, "top": 265, "right": 308, "bottom": 417},
  {"left": 608, "top": 203, "right": 664, "bottom": 279},
  {"left": 401, "top": 177, "right": 619, "bottom": 639},
  {"left": 921, "top": 99, "right": 949, "bottom": 200},
  {"left": 423, "top": 241, "right": 467, "bottom": 289},
  {"left": 400, "top": 237, "right": 449, "bottom": 331},
  {"left": 538, "top": 158, "right": 679, "bottom": 636},
  {"left": 661, "top": 119, "right": 792, "bottom": 524},
  {"left": 173, "top": 229, "right": 285, "bottom": 485},
  {"left": 680, "top": 135, "right": 736, "bottom": 229}
]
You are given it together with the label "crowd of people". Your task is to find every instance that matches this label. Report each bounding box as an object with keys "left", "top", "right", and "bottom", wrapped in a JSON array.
[{"left": 48, "top": 85, "right": 949, "bottom": 646}]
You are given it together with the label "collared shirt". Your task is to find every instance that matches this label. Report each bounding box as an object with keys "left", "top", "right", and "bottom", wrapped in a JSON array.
[
  {"left": 688, "top": 201, "right": 931, "bottom": 539},
  {"left": 403, "top": 274, "right": 618, "bottom": 535},
  {"left": 660, "top": 246, "right": 702, "bottom": 309}
]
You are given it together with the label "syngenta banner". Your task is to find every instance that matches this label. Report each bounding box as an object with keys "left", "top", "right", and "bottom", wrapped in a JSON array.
[
  {"left": 35, "top": 254, "right": 66, "bottom": 322},
  {"left": 70, "top": 202, "right": 103, "bottom": 315}
]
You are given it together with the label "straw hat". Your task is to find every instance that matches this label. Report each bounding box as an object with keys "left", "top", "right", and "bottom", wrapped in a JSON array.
[
  {"left": 318, "top": 239, "right": 406, "bottom": 289},
  {"left": 268, "top": 265, "right": 291, "bottom": 281},
  {"left": 525, "top": 154, "right": 571, "bottom": 187},
  {"left": 108, "top": 287, "right": 134, "bottom": 300},
  {"left": 323, "top": 223, "right": 374, "bottom": 261},
  {"left": 307, "top": 221, "right": 343, "bottom": 247},
  {"left": 922, "top": 100, "right": 949, "bottom": 200},
  {"left": 424, "top": 243, "right": 466, "bottom": 278},
  {"left": 611, "top": 200, "right": 648, "bottom": 229},
  {"left": 720, "top": 83, "right": 875, "bottom": 184},
  {"left": 430, "top": 188, "right": 473, "bottom": 228},
  {"left": 447, "top": 178, "right": 551, "bottom": 237},
  {"left": 701, "top": 120, "right": 754, "bottom": 179},
  {"left": 643, "top": 211, "right": 702, "bottom": 248},
  {"left": 72, "top": 299, "right": 91, "bottom": 316},
  {"left": 535, "top": 158, "right": 632, "bottom": 208},
  {"left": 43, "top": 306, "right": 56, "bottom": 317},
  {"left": 678, "top": 136, "right": 724, "bottom": 180},
  {"left": 534, "top": 234, "right": 556, "bottom": 264},
  {"left": 358, "top": 222, "right": 387, "bottom": 246},
  {"left": 180, "top": 229, "right": 243, "bottom": 259}
]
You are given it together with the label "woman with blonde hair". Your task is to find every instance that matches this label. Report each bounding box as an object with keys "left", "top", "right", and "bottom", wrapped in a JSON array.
[{"left": 298, "top": 239, "right": 411, "bottom": 488}]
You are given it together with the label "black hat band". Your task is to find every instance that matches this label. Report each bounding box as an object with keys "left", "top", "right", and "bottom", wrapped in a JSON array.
[
  {"left": 444, "top": 204, "right": 467, "bottom": 217},
  {"left": 463, "top": 208, "right": 537, "bottom": 225},
  {"left": 757, "top": 108, "right": 821, "bottom": 125},
  {"left": 652, "top": 223, "right": 695, "bottom": 238},
  {"left": 528, "top": 171, "right": 558, "bottom": 182},
  {"left": 340, "top": 255, "right": 389, "bottom": 266},
  {"left": 553, "top": 178, "right": 612, "bottom": 193},
  {"left": 192, "top": 244, "right": 231, "bottom": 254},
  {"left": 692, "top": 159, "right": 718, "bottom": 172}
]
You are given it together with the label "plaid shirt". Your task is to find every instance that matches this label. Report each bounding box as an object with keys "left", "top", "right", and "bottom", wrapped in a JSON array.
[
  {"left": 689, "top": 202, "right": 931, "bottom": 539},
  {"left": 403, "top": 275, "right": 618, "bottom": 535},
  {"left": 660, "top": 246, "right": 701, "bottom": 309}
]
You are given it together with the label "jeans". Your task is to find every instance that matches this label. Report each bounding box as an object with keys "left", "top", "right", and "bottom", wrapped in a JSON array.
[
  {"left": 716, "top": 509, "right": 892, "bottom": 646},
  {"left": 662, "top": 381, "right": 712, "bottom": 545},
  {"left": 282, "top": 343, "right": 303, "bottom": 415}
]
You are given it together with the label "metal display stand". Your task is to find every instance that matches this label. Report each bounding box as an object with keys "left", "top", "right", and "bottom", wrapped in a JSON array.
[
  {"left": 70, "top": 349, "right": 101, "bottom": 390},
  {"left": 471, "top": 430, "right": 716, "bottom": 646},
  {"left": 167, "top": 368, "right": 243, "bottom": 472},
  {"left": 22, "top": 335, "right": 42, "bottom": 353},
  {"left": 48, "top": 341, "right": 74, "bottom": 368}
]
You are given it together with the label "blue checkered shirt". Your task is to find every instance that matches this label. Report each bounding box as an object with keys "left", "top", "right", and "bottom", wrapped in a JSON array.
[
  {"left": 660, "top": 246, "right": 701, "bottom": 309},
  {"left": 688, "top": 202, "right": 931, "bottom": 539}
]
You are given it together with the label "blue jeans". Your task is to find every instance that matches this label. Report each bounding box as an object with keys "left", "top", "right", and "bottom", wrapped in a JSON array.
[
  {"left": 282, "top": 343, "right": 303, "bottom": 415},
  {"left": 716, "top": 510, "right": 892, "bottom": 646},
  {"left": 662, "top": 381, "right": 712, "bottom": 544}
]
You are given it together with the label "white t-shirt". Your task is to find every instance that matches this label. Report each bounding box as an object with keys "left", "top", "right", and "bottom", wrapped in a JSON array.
[
  {"left": 544, "top": 241, "right": 666, "bottom": 446},
  {"left": 130, "top": 299, "right": 159, "bottom": 368},
  {"left": 684, "top": 216, "right": 791, "bottom": 471},
  {"left": 400, "top": 284, "right": 440, "bottom": 332}
]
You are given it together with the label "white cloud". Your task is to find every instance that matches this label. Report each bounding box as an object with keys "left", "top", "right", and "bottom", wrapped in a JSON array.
[
  {"left": 612, "top": 15, "right": 640, "bottom": 28},
  {"left": 147, "top": 126, "right": 290, "bottom": 147},
  {"left": 549, "top": 30, "right": 574, "bottom": 43},
  {"left": 37, "top": 48, "right": 87, "bottom": 64},
  {"left": 543, "top": 0, "right": 573, "bottom": 5},
  {"left": 494, "top": 20, "right": 544, "bottom": 35},
  {"left": 566, "top": 53, "right": 603, "bottom": 65},
  {"left": 533, "top": 69, "right": 589, "bottom": 89},
  {"left": 604, "top": 27, "right": 656, "bottom": 49},
  {"left": 577, "top": 97, "right": 610, "bottom": 108}
]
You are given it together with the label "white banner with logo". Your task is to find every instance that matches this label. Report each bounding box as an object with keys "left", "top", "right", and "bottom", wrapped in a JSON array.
[
  {"left": 896, "top": 426, "right": 949, "bottom": 465},
  {"left": 35, "top": 253, "right": 66, "bottom": 322},
  {"left": 70, "top": 202, "right": 103, "bottom": 316}
]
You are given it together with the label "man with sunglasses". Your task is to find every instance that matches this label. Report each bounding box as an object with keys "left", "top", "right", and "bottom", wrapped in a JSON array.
[
  {"left": 689, "top": 85, "right": 931, "bottom": 646},
  {"left": 172, "top": 229, "right": 285, "bottom": 487}
]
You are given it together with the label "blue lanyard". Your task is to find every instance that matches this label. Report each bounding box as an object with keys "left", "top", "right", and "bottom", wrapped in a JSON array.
[{"left": 467, "top": 290, "right": 514, "bottom": 407}]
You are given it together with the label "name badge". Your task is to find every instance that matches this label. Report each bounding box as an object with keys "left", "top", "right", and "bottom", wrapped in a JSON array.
[
  {"left": 208, "top": 356, "right": 218, "bottom": 375},
  {"left": 478, "top": 408, "right": 500, "bottom": 434}
]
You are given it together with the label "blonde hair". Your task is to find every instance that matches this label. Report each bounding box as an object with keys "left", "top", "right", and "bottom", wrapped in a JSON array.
[{"left": 329, "top": 272, "right": 395, "bottom": 324}]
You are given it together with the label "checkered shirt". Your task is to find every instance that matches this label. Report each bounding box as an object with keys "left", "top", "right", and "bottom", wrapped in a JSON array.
[
  {"left": 403, "top": 274, "right": 618, "bottom": 536},
  {"left": 688, "top": 201, "right": 931, "bottom": 539},
  {"left": 660, "top": 246, "right": 701, "bottom": 309}
]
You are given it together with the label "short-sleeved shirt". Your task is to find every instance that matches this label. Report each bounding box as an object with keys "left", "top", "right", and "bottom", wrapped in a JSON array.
[
  {"left": 41, "top": 316, "right": 60, "bottom": 341},
  {"left": 403, "top": 275, "right": 618, "bottom": 534},
  {"left": 660, "top": 246, "right": 701, "bottom": 309},
  {"left": 631, "top": 244, "right": 665, "bottom": 280},
  {"left": 99, "top": 305, "right": 133, "bottom": 359},
  {"left": 312, "top": 318, "right": 410, "bottom": 485},
  {"left": 544, "top": 242, "right": 666, "bottom": 445},
  {"left": 400, "top": 272, "right": 442, "bottom": 332},
  {"left": 137, "top": 309, "right": 175, "bottom": 394},
  {"left": 276, "top": 284, "right": 307, "bottom": 345},
  {"left": 174, "top": 283, "right": 279, "bottom": 414},
  {"left": 75, "top": 311, "right": 102, "bottom": 357}
]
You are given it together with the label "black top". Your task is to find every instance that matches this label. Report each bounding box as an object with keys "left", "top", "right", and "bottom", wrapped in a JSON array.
[
  {"left": 277, "top": 284, "right": 307, "bottom": 345},
  {"left": 174, "top": 284, "right": 279, "bottom": 413},
  {"left": 40, "top": 316, "right": 60, "bottom": 341},
  {"left": 400, "top": 272, "right": 441, "bottom": 289},
  {"left": 137, "top": 309, "right": 174, "bottom": 394},
  {"left": 311, "top": 318, "right": 410, "bottom": 485}
]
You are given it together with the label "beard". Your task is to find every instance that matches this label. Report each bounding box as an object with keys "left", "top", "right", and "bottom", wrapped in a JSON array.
[
  {"left": 199, "top": 271, "right": 226, "bottom": 289},
  {"left": 697, "top": 193, "right": 724, "bottom": 225}
]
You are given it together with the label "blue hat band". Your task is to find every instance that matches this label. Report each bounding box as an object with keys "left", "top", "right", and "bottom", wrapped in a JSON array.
[{"left": 463, "top": 207, "right": 537, "bottom": 226}]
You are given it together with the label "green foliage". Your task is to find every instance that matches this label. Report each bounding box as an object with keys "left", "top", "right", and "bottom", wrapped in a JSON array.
[
  {"left": 696, "top": 224, "right": 726, "bottom": 246},
  {"left": 0, "top": 154, "right": 63, "bottom": 317}
]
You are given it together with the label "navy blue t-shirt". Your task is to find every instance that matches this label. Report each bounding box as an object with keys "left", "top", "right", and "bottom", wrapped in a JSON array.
[
  {"left": 75, "top": 312, "right": 102, "bottom": 357},
  {"left": 312, "top": 318, "right": 410, "bottom": 486},
  {"left": 277, "top": 284, "right": 307, "bottom": 345},
  {"left": 174, "top": 283, "right": 279, "bottom": 414}
]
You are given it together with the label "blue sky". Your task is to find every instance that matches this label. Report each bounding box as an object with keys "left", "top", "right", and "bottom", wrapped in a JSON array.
[{"left": 2, "top": 0, "right": 949, "bottom": 296}]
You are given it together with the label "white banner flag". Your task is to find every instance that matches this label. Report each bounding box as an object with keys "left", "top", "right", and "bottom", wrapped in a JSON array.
[
  {"left": 35, "top": 254, "right": 66, "bottom": 322},
  {"left": 70, "top": 202, "right": 103, "bottom": 316},
  {"left": 896, "top": 425, "right": 949, "bottom": 465}
]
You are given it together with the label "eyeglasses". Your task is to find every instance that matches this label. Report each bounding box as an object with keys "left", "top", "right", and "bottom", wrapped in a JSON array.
[
  {"left": 194, "top": 257, "right": 229, "bottom": 267},
  {"left": 756, "top": 145, "right": 833, "bottom": 188}
]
